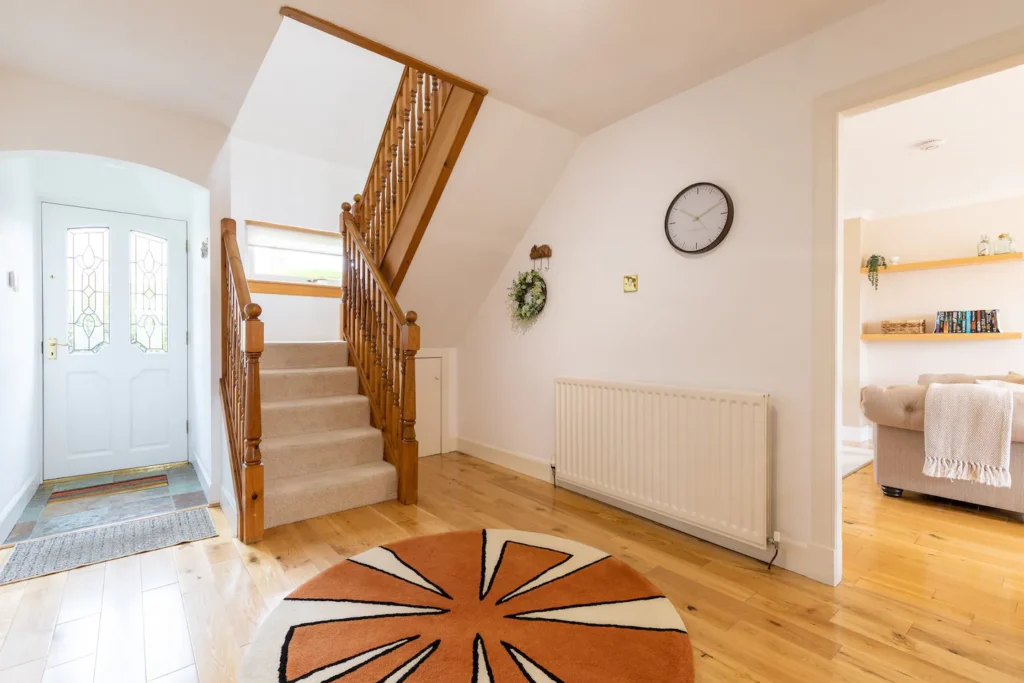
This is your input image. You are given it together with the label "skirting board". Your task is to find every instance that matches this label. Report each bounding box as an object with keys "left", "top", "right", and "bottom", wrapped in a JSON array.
[
  {"left": 0, "top": 476, "right": 39, "bottom": 544},
  {"left": 557, "top": 478, "right": 840, "bottom": 586},
  {"left": 191, "top": 449, "right": 216, "bottom": 504},
  {"left": 841, "top": 424, "right": 872, "bottom": 443},
  {"left": 456, "top": 438, "right": 554, "bottom": 484},
  {"left": 220, "top": 481, "right": 238, "bottom": 538}
]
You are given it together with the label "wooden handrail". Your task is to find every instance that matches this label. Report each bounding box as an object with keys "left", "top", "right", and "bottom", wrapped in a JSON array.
[
  {"left": 220, "top": 218, "right": 265, "bottom": 543},
  {"left": 279, "top": 6, "right": 488, "bottom": 96},
  {"left": 341, "top": 203, "right": 420, "bottom": 503},
  {"left": 353, "top": 65, "right": 456, "bottom": 263}
]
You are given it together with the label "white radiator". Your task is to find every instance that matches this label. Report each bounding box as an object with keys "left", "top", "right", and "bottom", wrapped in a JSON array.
[{"left": 555, "top": 378, "right": 771, "bottom": 551}]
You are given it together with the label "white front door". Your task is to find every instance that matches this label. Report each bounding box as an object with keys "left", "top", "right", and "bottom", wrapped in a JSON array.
[{"left": 42, "top": 203, "right": 188, "bottom": 479}]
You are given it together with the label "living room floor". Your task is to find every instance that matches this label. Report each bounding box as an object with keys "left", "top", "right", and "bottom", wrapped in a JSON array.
[{"left": 0, "top": 454, "right": 1021, "bottom": 682}]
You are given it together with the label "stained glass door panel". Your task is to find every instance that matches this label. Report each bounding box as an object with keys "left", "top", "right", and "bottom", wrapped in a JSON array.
[{"left": 42, "top": 203, "right": 188, "bottom": 479}]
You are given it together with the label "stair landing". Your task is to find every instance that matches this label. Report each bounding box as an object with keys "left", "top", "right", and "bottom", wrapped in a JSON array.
[{"left": 260, "top": 341, "right": 396, "bottom": 528}]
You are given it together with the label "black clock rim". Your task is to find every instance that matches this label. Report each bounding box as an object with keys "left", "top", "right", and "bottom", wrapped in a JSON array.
[{"left": 664, "top": 182, "right": 734, "bottom": 254}]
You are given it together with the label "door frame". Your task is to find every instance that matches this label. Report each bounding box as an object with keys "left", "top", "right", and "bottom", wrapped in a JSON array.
[
  {"left": 417, "top": 347, "right": 456, "bottom": 455},
  {"left": 39, "top": 200, "right": 192, "bottom": 481},
  {"left": 811, "top": 28, "right": 1024, "bottom": 586}
]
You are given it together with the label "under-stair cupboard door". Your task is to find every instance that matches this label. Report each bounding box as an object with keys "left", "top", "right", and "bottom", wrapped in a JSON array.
[
  {"left": 41, "top": 203, "right": 188, "bottom": 480},
  {"left": 416, "top": 357, "right": 442, "bottom": 457}
]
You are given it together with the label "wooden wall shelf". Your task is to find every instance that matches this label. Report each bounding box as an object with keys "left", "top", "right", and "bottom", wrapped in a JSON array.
[
  {"left": 861, "top": 332, "right": 1022, "bottom": 342},
  {"left": 859, "top": 252, "right": 1022, "bottom": 275}
]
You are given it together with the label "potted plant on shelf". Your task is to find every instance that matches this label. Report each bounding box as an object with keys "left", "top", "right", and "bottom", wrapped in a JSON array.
[{"left": 866, "top": 254, "right": 887, "bottom": 290}]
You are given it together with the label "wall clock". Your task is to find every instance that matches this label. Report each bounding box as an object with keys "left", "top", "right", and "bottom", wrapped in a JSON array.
[{"left": 664, "top": 182, "right": 734, "bottom": 254}]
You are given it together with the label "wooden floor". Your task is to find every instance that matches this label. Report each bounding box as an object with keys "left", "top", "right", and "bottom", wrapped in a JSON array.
[{"left": 0, "top": 453, "right": 1022, "bottom": 682}]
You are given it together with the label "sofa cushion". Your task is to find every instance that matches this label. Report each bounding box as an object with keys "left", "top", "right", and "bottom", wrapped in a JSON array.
[
  {"left": 862, "top": 384, "right": 1024, "bottom": 443},
  {"left": 917, "top": 372, "right": 1024, "bottom": 385}
]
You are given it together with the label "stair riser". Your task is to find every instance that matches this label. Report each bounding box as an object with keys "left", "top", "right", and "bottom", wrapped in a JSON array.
[
  {"left": 263, "top": 433, "right": 383, "bottom": 480},
  {"left": 261, "top": 368, "right": 359, "bottom": 401},
  {"left": 263, "top": 401, "right": 369, "bottom": 437},
  {"left": 261, "top": 343, "right": 348, "bottom": 370},
  {"left": 264, "top": 468, "right": 397, "bottom": 528}
]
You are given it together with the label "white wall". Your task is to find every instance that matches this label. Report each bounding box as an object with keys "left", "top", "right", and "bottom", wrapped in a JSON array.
[
  {"left": 206, "top": 141, "right": 232, "bottom": 505},
  {"left": 0, "top": 66, "right": 227, "bottom": 186},
  {"left": 0, "top": 155, "right": 42, "bottom": 540},
  {"left": 260, "top": 294, "right": 341, "bottom": 343},
  {"left": 399, "top": 97, "right": 580, "bottom": 349},
  {"left": 230, "top": 137, "right": 364, "bottom": 233},
  {"left": 860, "top": 197, "right": 1024, "bottom": 387},
  {"left": 228, "top": 137, "right": 364, "bottom": 343},
  {"left": 455, "top": 0, "right": 1024, "bottom": 582}
]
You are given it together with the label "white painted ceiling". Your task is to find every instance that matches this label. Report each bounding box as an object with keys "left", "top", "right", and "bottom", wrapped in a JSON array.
[
  {"left": 1, "top": 0, "right": 879, "bottom": 133},
  {"left": 231, "top": 19, "right": 404, "bottom": 170},
  {"left": 842, "top": 64, "right": 1024, "bottom": 219}
]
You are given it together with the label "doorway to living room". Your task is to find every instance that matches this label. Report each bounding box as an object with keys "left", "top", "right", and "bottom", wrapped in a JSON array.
[{"left": 833, "top": 60, "right": 1024, "bottom": 630}]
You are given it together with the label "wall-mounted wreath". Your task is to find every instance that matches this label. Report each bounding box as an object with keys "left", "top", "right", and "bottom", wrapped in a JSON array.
[{"left": 508, "top": 270, "right": 547, "bottom": 322}]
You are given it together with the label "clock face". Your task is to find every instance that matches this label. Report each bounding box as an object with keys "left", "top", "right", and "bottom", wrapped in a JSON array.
[{"left": 664, "top": 183, "right": 734, "bottom": 254}]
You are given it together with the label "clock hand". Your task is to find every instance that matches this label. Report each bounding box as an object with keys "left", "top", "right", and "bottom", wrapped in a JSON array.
[{"left": 695, "top": 198, "right": 725, "bottom": 220}]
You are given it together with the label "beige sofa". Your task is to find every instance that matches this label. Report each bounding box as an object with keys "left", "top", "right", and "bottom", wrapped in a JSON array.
[{"left": 861, "top": 373, "right": 1024, "bottom": 514}]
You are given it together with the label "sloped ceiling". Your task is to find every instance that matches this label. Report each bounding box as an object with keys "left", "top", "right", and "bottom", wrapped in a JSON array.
[
  {"left": 1, "top": 0, "right": 880, "bottom": 133},
  {"left": 843, "top": 64, "right": 1024, "bottom": 219},
  {"left": 231, "top": 19, "right": 404, "bottom": 171}
]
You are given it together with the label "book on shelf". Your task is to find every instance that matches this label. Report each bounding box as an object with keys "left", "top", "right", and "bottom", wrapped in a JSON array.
[{"left": 934, "top": 309, "right": 1000, "bottom": 334}]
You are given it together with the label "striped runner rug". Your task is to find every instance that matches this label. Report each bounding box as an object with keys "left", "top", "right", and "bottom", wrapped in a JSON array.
[{"left": 48, "top": 474, "right": 169, "bottom": 502}]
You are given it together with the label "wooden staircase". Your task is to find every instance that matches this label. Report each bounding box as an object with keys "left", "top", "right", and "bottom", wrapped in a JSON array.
[{"left": 219, "top": 10, "right": 486, "bottom": 542}]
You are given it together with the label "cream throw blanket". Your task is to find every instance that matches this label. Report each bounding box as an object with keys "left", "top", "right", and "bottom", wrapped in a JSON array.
[{"left": 923, "top": 383, "right": 1013, "bottom": 487}]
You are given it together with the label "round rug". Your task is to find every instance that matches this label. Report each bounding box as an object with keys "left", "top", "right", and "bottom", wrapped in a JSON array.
[{"left": 240, "top": 529, "right": 694, "bottom": 682}]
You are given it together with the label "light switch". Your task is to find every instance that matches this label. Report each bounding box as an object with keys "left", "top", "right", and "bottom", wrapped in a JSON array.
[{"left": 7, "top": 271, "right": 17, "bottom": 292}]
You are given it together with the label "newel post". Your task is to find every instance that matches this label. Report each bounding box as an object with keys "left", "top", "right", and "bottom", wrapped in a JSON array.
[
  {"left": 341, "top": 202, "right": 353, "bottom": 342},
  {"left": 242, "top": 302, "right": 264, "bottom": 542},
  {"left": 399, "top": 311, "right": 420, "bottom": 504}
]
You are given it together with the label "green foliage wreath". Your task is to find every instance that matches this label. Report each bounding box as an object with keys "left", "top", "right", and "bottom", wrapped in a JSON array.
[{"left": 508, "top": 270, "right": 547, "bottom": 322}]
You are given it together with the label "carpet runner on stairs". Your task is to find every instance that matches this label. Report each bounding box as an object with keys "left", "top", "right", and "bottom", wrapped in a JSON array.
[{"left": 260, "top": 341, "right": 397, "bottom": 528}]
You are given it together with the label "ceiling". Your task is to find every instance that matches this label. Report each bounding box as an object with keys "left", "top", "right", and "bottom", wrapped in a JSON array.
[
  {"left": 231, "top": 19, "right": 404, "bottom": 170},
  {"left": 0, "top": 0, "right": 880, "bottom": 133},
  {"left": 842, "top": 64, "right": 1024, "bottom": 219}
]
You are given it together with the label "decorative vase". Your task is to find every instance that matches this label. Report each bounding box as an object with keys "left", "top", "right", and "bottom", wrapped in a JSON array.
[
  {"left": 978, "top": 234, "right": 991, "bottom": 256},
  {"left": 993, "top": 233, "right": 1017, "bottom": 255}
]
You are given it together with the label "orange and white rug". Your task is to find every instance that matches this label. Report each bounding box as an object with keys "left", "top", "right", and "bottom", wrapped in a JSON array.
[{"left": 240, "top": 529, "right": 694, "bottom": 682}]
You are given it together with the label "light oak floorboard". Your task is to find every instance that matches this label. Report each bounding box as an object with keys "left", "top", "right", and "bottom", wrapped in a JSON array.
[{"left": 0, "top": 456, "right": 1021, "bottom": 681}]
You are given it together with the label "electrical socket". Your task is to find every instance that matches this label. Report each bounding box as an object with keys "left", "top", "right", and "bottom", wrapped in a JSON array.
[{"left": 773, "top": 531, "right": 781, "bottom": 544}]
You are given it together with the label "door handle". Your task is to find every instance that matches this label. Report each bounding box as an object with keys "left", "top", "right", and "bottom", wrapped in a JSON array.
[{"left": 47, "top": 337, "right": 69, "bottom": 360}]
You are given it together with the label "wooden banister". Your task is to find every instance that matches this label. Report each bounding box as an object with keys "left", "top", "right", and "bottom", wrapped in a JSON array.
[
  {"left": 341, "top": 203, "right": 420, "bottom": 503},
  {"left": 220, "top": 218, "right": 265, "bottom": 543},
  {"left": 352, "top": 66, "right": 458, "bottom": 263}
]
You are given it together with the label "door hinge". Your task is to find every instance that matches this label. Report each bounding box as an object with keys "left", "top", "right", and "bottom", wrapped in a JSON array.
[
  {"left": 185, "top": 238, "right": 189, "bottom": 253},
  {"left": 186, "top": 419, "right": 190, "bottom": 434},
  {"left": 186, "top": 331, "right": 189, "bottom": 345}
]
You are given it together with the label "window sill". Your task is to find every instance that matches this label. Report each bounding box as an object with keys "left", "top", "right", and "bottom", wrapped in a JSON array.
[{"left": 248, "top": 279, "right": 341, "bottom": 299}]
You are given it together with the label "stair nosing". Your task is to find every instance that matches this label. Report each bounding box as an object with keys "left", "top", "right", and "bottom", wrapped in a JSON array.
[
  {"left": 265, "top": 461, "right": 395, "bottom": 488},
  {"left": 261, "top": 426, "right": 380, "bottom": 447},
  {"left": 260, "top": 366, "right": 355, "bottom": 376},
  {"left": 262, "top": 395, "right": 368, "bottom": 410}
]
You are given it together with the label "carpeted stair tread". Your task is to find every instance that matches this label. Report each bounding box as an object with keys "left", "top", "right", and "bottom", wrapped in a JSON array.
[
  {"left": 262, "top": 427, "right": 383, "bottom": 480},
  {"left": 264, "top": 461, "right": 398, "bottom": 528},
  {"left": 262, "top": 395, "right": 370, "bottom": 437},
  {"left": 260, "top": 341, "right": 348, "bottom": 370},
  {"left": 260, "top": 366, "right": 359, "bottom": 401}
]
